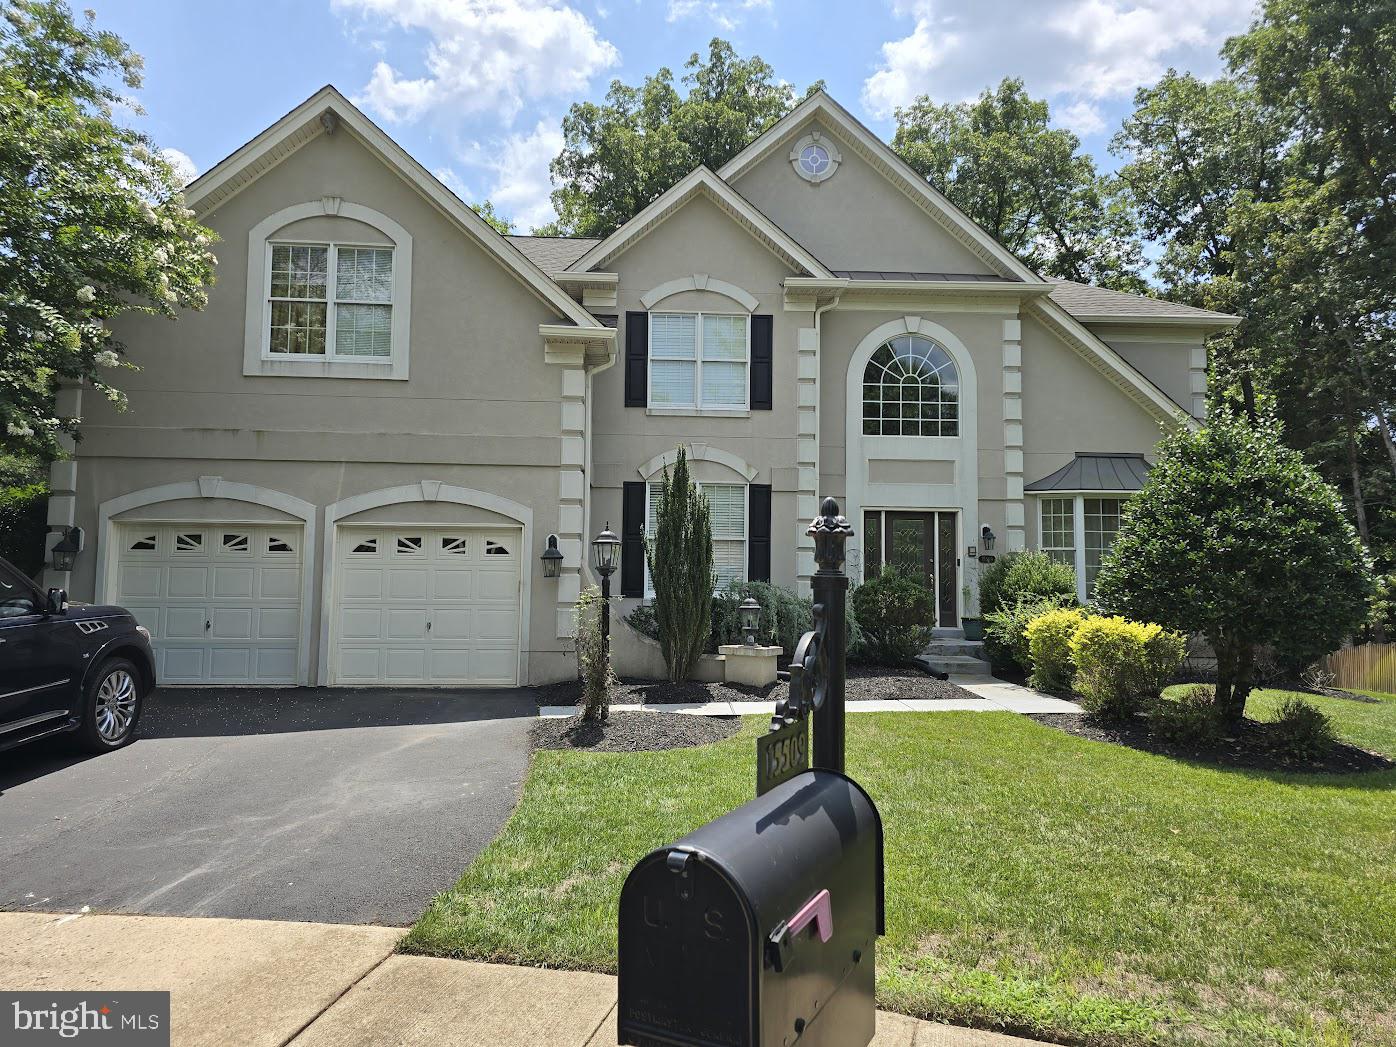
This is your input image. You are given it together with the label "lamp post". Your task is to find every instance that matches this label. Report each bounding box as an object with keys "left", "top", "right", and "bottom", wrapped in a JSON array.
[
  {"left": 739, "top": 596, "right": 761, "bottom": 646},
  {"left": 591, "top": 523, "right": 621, "bottom": 657}
]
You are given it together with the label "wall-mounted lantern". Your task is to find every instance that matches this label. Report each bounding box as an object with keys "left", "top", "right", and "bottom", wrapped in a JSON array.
[
  {"left": 980, "top": 525, "right": 997, "bottom": 553},
  {"left": 50, "top": 526, "right": 83, "bottom": 573},
  {"left": 540, "top": 533, "right": 563, "bottom": 578}
]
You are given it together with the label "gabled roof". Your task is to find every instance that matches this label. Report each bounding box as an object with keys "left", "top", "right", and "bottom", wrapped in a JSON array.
[
  {"left": 1050, "top": 281, "right": 1239, "bottom": 329},
  {"left": 566, "top": 167, "right": 836, "bottom": 277},
  {"left": 507, "top": 235, "right": 599, "bottom": 272},
  {"left": 184, "top": 85, "right": 604, "bottom": 331},
  {"left": 1025, "top": 453, "right": 1151, "bottom": 493},
  {"left": 718, "top": 92, "right": 1046, "bottom": 285}
]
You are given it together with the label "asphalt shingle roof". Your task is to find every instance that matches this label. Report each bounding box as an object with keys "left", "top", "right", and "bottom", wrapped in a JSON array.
[
  {"left": 506, "top": 235, "right": 600, "bottom": 272},
  {"left": 1047, "top": 281, "right": 1235, "bottom": 322},
  {"left": 1024, "top": 453, "right": 1152, "bottom": 493}
]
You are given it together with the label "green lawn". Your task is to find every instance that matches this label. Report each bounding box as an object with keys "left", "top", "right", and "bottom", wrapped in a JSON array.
[{"left": 405, "top": 691, "right": 1396, "bottom": 1045}]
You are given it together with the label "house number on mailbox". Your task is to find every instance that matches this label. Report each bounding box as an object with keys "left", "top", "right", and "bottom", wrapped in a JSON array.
[{"left": 756, "top": 717, "right": 809, "bottom": 796}]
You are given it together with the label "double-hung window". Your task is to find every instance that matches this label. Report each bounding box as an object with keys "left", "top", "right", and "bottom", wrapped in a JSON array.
[
  {"left": 1037, "top": 495, "right": 1127, "bottom": 602},
  {"left": 648, "top": 312, "right": 749, "bottom": 410},
  {"left": 645, "top": 482, "right": 747, "bottom": 593},
  {"left": 267, "top": 242, "right": 394, "bottom": 359}
]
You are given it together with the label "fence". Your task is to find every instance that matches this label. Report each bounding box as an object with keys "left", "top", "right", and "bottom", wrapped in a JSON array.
[{"left": 1322, "top": 644, "right": 1396, "bottom": 696}]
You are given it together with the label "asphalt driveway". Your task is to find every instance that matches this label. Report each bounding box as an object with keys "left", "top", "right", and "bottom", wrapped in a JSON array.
[{"left": 0, "top": 687, "right": 536, "bottom": 926}]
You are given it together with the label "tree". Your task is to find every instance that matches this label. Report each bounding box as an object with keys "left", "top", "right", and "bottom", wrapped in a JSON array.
[
  {"left": 646, "top": 447, "right": 713, "bottom": 683},
  {"left": 470, "top": 200, "right": 513, "bottom": 235},
  {"left": 1095, "top": 414, "right": 1373, "bottom": 727},
  {"left": 0, "top": 1, "right": 216, "bottom": 463},
  {"left": 547, "top": 39, "right": 813, "bottom": 237},
  {"left": 892, "top": 79, "right": 1144, "bottom": 289}
]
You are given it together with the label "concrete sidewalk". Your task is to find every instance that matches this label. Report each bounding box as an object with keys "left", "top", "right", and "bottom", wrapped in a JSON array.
[
  {"left": 539, "top": 677, "right": 1082, "bottom": 719},
  {"left": 0, "top": 911, "right": 1050, "bottom": 1047}
]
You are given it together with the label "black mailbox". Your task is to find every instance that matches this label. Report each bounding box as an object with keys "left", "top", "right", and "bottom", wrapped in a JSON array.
[{"left": 618, "top": 768, "right": 884, "bottom": 1047}]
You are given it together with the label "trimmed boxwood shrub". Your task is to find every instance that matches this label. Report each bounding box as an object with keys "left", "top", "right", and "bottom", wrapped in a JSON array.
[
  {"left": 851, "top": 567, "right": 934, "bottom": 664},
  {"left": 978, "top": 550, "right": 1077, "bottom": 616},
  {"left": 0, "top": 483, "right": 48, "bottom": 578},
  {"left": 1025, "top": 606, "right": 1088, "bottom": 693}
]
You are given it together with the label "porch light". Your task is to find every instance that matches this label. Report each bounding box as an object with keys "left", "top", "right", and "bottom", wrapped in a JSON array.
[
  {"left": 739, "top": 597, "right": 761, "bottom": 646},
  {"left": 591, "top": 523, "right": 621, "bottom": 578},
  {"left": 540, "top": 533, "right": 563, "bottom": 578},
  {"left": 980, "top": 525, "right": 996, "bottom": 552},
  {"left": 50, "top": 526, "right": 82, "bottom": 573}
]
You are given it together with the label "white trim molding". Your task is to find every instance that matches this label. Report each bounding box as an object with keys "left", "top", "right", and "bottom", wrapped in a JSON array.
[
  {"left": 95, "top": 477, "right": 318, "bottom": 685},
  {"left": 639, "top": 274, "right": 759, "bottom": 312},
  {"left": 320, "top": 483, "right": 534, "bottom": 685},
  {"left": 637, "top": 444, "right": 759, "bottom": 483},
  {"left": 790, "top": 130, "right": 842, "bottom": 185},
  {"left": 244, "top": 199, "right": 413, "bottom": 381},
  {"left": 844, "top": 316, "right": 979, "bottom": 586}
]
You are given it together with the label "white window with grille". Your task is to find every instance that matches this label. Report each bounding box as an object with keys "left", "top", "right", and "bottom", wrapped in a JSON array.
[
  {"left": 645, "top": 481, "right": 747, "bottom": 594},
  {"left": 1037, "top": 495, "right": 1128, "bottom": 603},
  {"left": 266, "top": 242, "right": 394, "bottom": 360},
  {"left": 648, "top": 312, "right": 749, "bottom": 410}
]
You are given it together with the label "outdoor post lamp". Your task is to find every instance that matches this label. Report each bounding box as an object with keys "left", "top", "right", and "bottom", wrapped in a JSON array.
[
  {"left": 739, "top": 596, "right": 761, "bottom": 646},
  {"left": 591, "top": 523, "right": 621, "bottom": 654},
  {"left": 540, "top": 533, "right": 563, "bottom": 578},
  {"left": 981, "top": 525, "right": 997, "bottom": 552},
  {"left": 50, "top": 526, "right": 81, "bottom": 573}
]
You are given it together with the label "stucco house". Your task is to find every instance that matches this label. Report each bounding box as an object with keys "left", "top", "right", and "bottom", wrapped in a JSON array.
[{"left": 45, "top": 86, "right": 1237, "bottom": 688}]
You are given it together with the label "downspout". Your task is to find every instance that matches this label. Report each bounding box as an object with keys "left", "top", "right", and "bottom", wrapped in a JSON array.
[{"left": 581, "top": 345, "right": 618, "bottom": 590}]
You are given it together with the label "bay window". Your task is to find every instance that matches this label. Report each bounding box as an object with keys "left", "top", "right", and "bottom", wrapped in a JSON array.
[{"left": 1037, "top": 495, "right": 1127, "bottom": 602}]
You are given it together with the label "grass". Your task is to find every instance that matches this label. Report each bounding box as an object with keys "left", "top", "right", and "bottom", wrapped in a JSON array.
[{"left": 405, "top": 690, "right": 1396, "bottom": 1046}]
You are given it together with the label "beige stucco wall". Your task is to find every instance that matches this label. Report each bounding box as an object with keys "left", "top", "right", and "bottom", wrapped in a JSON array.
[
  {"left": 1097, "top": 331, "right": 1202, "bottom": 414},
  {"left": 729, "top": 120, "right": 996, "bottom": 275},
  {"left": 590, "top": 192, "right": 810, "bottom": 591},
  {"left": 73, "top": 126, "right": 579, "bottom": 684}
]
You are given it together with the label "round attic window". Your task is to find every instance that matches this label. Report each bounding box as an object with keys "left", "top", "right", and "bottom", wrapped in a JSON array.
[{"left": 790, "top": 133, "right": 840, "bottom": 184}]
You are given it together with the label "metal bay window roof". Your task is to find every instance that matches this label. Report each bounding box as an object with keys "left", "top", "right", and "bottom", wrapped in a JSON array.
[{"left": 1025, "top": 453, "right": 1151, "bottom": 493}]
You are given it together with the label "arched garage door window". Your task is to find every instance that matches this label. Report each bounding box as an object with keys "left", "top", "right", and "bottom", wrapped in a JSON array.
[{"left": 861, "top": 334, "right": 959, "bottom": 437}]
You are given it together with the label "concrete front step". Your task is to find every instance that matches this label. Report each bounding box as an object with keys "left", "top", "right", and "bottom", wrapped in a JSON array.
[
  {"left": 931, "top": 626, "right": 966, "bottom": 639},
  {"left": 924, "top": 639, "right": 986, "bottom": 658},
  {"left": 917, "top": 653, "right": 994, "bottom": 677}
]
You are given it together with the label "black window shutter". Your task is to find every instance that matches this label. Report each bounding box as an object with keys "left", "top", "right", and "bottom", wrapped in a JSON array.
[
  {"left": 621, "top": 481, "right": 646, "bottom": 597},
  {"left": 750, "top": 314, "right": 774, "bottom": 410},
  {"left": 624, "top": 311, "right": 648, "bottom": 408},
  {"left": 748, "top": 483, "right": 772, "bottom": 582}
]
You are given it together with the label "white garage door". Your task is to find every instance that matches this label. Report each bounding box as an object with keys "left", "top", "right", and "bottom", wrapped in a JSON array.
[
  {"left": 114, "top": 524, "right": 304, "bottom": 684},
  {"left": 332, "top": 527, "right": 522, "bottom": 686}
]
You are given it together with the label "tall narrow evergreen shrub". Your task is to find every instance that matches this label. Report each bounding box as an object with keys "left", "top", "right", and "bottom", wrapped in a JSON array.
[{"left": 646, "top": 448, "right": 713, "bottom": 682}]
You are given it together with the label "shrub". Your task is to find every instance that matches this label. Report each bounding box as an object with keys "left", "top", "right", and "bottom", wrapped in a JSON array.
[
  {"left": 1151, "top": 685, "right": 1226, "bottom": 746},
  {"left": 1026, "top": 606, "right": 1088, "bottom": 693},
  {"left": 711, "top": 580, "right": 813, "bottom": 655},
  {"left": 1094, "top": 413, "right": 1375, "bottom": 727},
  {"left": 851, "top": 567, "right": 934, "bottom": 664},
  {"left": 574, "top": 586, "right": 616, "bottom": 722},
  {"left": 0, "top": 483, "right": 47, "bottom": 578},
  {"left": 624, "top": 600, "right": 658, "bottom": 641},
  {"left": 978, "top": 550, "right": 1077, "bottom": 617},
  {"left": 646, "top": 448, "right": 713, "bottom": 682},
  {"left": 1268, "top": 697, "right": 1338, "bottom": 759},
  {"left": 985, "top": 594, "right": 1071, "bottom": 671},
  {"left": 1071, "top": 615, "right": 1187, "bottom": 719}
]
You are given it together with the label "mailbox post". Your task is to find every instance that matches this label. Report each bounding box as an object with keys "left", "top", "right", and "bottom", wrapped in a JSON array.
[{"left": 807, "top": 497, "right": 852, "bottom": 774}]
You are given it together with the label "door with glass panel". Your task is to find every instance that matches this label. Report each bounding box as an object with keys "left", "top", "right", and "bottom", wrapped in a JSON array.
[{"left": 862, "top": 510, "right": 958, "bottom": 627}]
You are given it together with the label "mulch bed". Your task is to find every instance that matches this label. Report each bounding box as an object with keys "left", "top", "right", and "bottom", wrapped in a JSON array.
[
  {"left": 533, "top": 664, "right": 977, "bottom": 708},
  {"left": 532, "top": 711, "right": 740, "bottom": 752},
  {"left": 1027, "top": 712, "right": 1394, "bottom": 774}
]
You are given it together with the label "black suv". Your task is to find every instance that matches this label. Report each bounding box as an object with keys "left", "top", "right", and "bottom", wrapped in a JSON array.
[{"left": 0, "top": 554, "right": 156, "bottom": 753}]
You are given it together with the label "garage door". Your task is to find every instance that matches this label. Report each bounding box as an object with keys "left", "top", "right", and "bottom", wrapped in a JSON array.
[
  {"left": 114, "top": 524, "right": 304, "bottom": 684},
  {"left": 332, "top": 528, "right": 522, "bottom": 686}
]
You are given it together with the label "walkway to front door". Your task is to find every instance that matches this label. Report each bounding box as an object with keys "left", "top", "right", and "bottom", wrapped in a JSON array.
[{"left": 863, "top": 510, "right": 958, "bottom": 626}]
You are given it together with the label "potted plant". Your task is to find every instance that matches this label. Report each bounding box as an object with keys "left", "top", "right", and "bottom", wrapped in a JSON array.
[{"left": 961, "top": 583, "right": 984, "bottom": 640}]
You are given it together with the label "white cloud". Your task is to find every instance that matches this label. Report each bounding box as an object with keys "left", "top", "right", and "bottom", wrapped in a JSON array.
[
  {"left": 160, "top": 147, "right": 198, "bottom": 186},
  {"left": 446, "top": 120, "right": 564, "bottom": 232},
  {"left": 862, "top": 0, "right": 1255, "bottom": 123},
  {"left": 333, "top": 0, "right": 619, "bottom": 124},
  {"left": 665, "top": 0, "right": 771, "bottom": 30},
  {"left": 1056, "top": 100, "right": 1106, "bottom": 137}
]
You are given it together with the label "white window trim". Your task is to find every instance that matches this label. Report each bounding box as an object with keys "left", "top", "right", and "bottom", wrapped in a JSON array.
[
  {"left": 647, "top": 311, "right": 751, "bottom": 412},
  {"left": 263, "top": 240, "right": 395, "bottom": 363},
  {"left": 244, "top": 199, "right": 412, "bottom": 381},
  {"left": 642, "top": 480, "right": 749, "bottom": 598},
  {"left": 789, "top": 131, "right": 842, "bottom": 185},
  {"left": 1036, "top": 493, "right": 1129, "bottom": 603}
]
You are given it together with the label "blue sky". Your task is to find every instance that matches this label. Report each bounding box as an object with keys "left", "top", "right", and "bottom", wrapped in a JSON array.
[{"left": 90, "top": 0, "right": 1259, "bottom": 233}]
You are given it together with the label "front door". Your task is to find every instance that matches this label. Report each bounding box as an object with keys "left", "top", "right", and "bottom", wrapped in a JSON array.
[{"left": 863, "top": 511, "right": 958, "bottom": 627}]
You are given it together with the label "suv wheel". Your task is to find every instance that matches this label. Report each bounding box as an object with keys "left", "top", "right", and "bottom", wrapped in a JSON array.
[{"left": 77, "top": 658, "right": 143, "bottom": 752}]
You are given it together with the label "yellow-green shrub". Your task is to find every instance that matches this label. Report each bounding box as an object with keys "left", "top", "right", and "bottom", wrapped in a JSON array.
[
  {"left": 1025, "top": 606, "right": 1087, "bottom": 693},
  {"left": 1069, "top": 615, "right": 1187, "bottom": 718}
]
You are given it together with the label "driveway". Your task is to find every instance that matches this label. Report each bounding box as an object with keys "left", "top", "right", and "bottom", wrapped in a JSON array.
[{"left": 0, "top": 687, "right": 535, "bottom": 926}]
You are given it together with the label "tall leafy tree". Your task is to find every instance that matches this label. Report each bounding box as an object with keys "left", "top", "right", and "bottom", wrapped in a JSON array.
[
  {"left": 547, "top": 39, "right": 813, "bottom": 237},
  {"left": 0, "top": 0, "right": 216, "bottom": 462},
  {"left": 892, "top": 79, "right": 1144, "bottom": 289},
  {"left": 469, "top": 200, "right": 514, "bottom": 235}
]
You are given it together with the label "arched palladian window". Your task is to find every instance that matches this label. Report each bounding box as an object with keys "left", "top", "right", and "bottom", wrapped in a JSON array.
[{"left": 861, "top": 334, "right": 959, "bottom": 436}]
